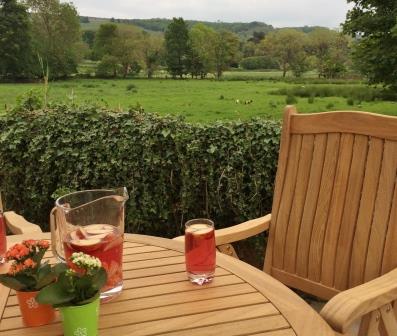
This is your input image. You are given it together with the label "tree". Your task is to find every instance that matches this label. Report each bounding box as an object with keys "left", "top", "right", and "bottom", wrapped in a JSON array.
[
  {"left": 28, "top": 0, "right": 82, "bottom": 78},
  {"left": 308, "top": 28, "right": 349, "bottom": 78},
  {"left": 96, "top": 55, "right": 120, "bottom": 77},
  {"left": 112, "top": 26, "right": 144, "bottom": 78},
  {"left": 344, "top": 0, "right": 397, "bottom": 88},
  {"left": 260, "top": 29, "right": 308, "bottom": 77},
  {"left": 82, "top": 30, "right": 96, "bottom": 49},
  {"left": 141, "top": 33, "right": 164, "bottom": 78},
  {"left": 93, "top": 23, "right": 118, "bottom": 60},
  {"left": 188, "top": 24, "right": 217, "bottom": 78},
  {"left": 93, "top": 24, "right": 145, "bottom": 78},
  {"left": 213, "top": 30, "right": 240, "bottom": 79},
  {"left": 0, "top": 0, "right": 35, "bottom": 79},
  {"left": 164, "top": 17, "right": 190, "bottom": 78}
]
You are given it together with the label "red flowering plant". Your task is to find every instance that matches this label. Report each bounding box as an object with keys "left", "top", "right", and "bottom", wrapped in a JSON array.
[{"left": 0, "top": 240, "right": 62, "bottom": 291}]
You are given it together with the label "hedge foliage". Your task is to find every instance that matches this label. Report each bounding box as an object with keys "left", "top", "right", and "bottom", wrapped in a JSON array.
[{"left": 0, "top": 105, "right": 280, "bottom": 239}]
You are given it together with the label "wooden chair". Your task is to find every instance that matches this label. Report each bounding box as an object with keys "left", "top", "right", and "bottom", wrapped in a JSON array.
[
  {"left": 178, "top": 106, "right": 397, "bottom": 335},
  {"left": 0, "top": 192, "right": 42, "bottom": 235}
]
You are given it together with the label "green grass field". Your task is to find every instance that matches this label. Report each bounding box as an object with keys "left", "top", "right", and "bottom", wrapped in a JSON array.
[{"left": 0, "top": 78, "right": 396, "bottom": 122}]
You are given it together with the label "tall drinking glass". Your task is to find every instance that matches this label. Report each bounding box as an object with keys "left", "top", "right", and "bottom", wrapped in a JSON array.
[
  {"left": 185, "top": 218, "right": 216, "bottom": 285},
  {"left": 52, "top": 188, "right": 128, "bottom": 302}
]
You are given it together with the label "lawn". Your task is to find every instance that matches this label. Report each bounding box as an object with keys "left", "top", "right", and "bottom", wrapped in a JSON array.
[{"left": 0, "top": 78, "right": 396, "bottom": 123}]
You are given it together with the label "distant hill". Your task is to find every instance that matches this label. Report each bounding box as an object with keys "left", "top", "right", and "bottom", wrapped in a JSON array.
[{"left": 79, "top": 16, "right": 327, "bottom": 39}]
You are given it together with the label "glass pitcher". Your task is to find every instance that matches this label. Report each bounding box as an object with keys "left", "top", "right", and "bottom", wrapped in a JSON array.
[{"left": 51, "top": 188, "right": 128, "bottom": 302}]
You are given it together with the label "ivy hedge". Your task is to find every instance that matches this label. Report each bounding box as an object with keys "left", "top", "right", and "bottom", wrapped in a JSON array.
[{"left": 0, "top": 105, "right": 280, "bottom": 240}]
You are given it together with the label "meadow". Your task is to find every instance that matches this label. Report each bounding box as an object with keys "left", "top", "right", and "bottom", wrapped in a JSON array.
[{"left": 1, "top": 76, "right": 396, "bottom": 123}]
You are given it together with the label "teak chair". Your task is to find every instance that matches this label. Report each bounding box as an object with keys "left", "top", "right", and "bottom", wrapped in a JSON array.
[
  {"left": 3, "top": 107, "right": 397, "bottom": 335},
  {"left": 204, "top": 106, "right": 397, "bottom": 336}
]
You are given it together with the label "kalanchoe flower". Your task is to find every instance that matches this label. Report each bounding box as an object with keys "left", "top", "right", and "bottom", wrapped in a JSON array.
[
  {"left": 23, "top": 258, "right": 37, "bottom": 269},
  {"left": 0, "top": 239, "right": 54, "bottom": 291},
  {"left": 5, "top": 243, "right": 30, "bottom": 261},
  {"left": 36, "top": 252, "right": 107, "bottom": 307},
  {"left": 71, "top": 252, "right": 102, "bottom": 270}
]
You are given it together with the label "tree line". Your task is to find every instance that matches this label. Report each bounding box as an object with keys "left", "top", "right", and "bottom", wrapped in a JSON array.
[
  {"left": 0, "top": 0, "right": 396, "bottom": 89},
  {"left": 88, "top": 18, "right": 351, "bottom": 80}
]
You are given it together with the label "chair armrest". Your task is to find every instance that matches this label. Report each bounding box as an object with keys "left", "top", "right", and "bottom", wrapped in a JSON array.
[
  {"left": 173, "top": 214, "right": 271, "bottom": 245},
  {"left": 320, "top": 268, "right": 397, "bottom": 334},
  {"left": 3, "top": 211, "right": 43, "bottom": 234}
]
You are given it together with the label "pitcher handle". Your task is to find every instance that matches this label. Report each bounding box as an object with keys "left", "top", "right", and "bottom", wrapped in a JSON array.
[{"left": 50, "top": 207, "right": 65, "bottom": 262}]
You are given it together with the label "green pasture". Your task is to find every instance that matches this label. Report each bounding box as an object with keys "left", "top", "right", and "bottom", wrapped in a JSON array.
[{"left": 0, "top": 79, "right": 396, "bottom": 123}]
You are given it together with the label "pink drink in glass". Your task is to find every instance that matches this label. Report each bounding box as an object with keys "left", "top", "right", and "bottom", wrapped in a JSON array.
[
  {"left": 63, "top": 224, "right": 123, "bottom": 296},
  {"left": 185, "top": 219, "right": 216, "bottom": 284},
  {"left": 0, "top": 213, "right": 6, "bottom": 263}
]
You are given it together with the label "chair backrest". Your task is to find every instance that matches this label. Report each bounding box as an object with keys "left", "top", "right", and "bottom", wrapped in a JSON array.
[{"left": 264, "top": 106, "right": 397, "bottom": 300}]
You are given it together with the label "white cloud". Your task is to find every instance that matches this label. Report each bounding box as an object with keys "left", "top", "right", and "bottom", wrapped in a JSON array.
[{"left": 70, "top": 0, "right": 351, "bottom": 28}]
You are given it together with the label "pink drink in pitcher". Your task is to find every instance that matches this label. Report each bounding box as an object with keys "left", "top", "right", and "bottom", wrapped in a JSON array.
[{"left": 63, "top": 224, "right": 123, "bottom": 293}]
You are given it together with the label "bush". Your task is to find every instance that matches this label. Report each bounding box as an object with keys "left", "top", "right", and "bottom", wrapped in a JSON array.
[
  {"left": 240, "top": 56, "right": 279, "bottom": 70},
  {"left": 126, "top": 83, "right": 137, "bottom": 92},
  {"left": 96, "top": 55, "right": 121, "bottom": 78},
  {"left": 347, "top": 98, "right": 354, "bottom": 106},
  {"left": 286, "top": 95, "right": 297, "bottom": 104},
  {"left": 308, "top": 95, "right": 315, "bottom": 104},
  {"left": 0, "top": 104, "right": 281, "bottom": 240},
  {"left": 326, "top": 103, "right": 335, "bottom": 109},
  {"left": 271, "top": 85, "right": 397, "bottom": 102}
]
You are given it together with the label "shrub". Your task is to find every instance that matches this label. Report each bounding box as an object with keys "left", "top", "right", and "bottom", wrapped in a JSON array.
[
  {"left": 126, "top": 83, "right": 137, "bottom": 92},
  {"left": 347, "top": 98, "right": 354, "bottom": 106},
  {"left": 0, "top": 104, "right": 281, "bottom": 240},
  {"left": 285, "top": 95, "right": 297, "bottom": 104},
  {"left": 240, "top": 56, "right": 279, "bottom": 70},
  {"left": 308, "top": 95, "right": 315, "bottom": 104},
  {"left": 271, "top": 85, "right": 397, "bottom": 102},
  {"left": 96, "top": 55, "right": 120, "bottom": 78},
  {"left": 326, "top": 103, "right": 335, "bottom": 109}
]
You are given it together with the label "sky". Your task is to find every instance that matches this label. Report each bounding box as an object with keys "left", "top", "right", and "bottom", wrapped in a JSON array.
[{"left": 70, "top": 0, "right": 352, "bottom": 28}]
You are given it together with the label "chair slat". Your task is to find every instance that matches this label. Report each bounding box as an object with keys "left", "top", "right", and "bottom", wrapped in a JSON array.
[
  {"left": 284, "top": 134, "right": 314, "bottom": 274},
  {"left": 334, "top": 135, "right": 369, "bottom": 290},
  {"left": 364, "top": 140, "right": 397, "bottom": 282},
  {"left": 381, "top": 183, "right": 397, "bottom": 274},
  {"left": 349, "top": 138, "right": 384, "bottom": 288},
  {"left": 308, "top": 133, "right": 340, "bottom": 283},
  {"left": 272, "top": 134, "right": 302, "bottom": 270},
  {"left": 321, "top": 133, "right": 355, "bottom": 287},
  {"left": 295, "top": 134, "right": 327, "bottom": 278}
]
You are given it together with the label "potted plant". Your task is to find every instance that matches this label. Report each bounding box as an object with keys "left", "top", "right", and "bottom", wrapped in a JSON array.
[
  {"left": 0, "top": 239, "right": 58, "bottom": 326},
  {"left": 37, "top": 252, "right": 107, "bottom": 336}
]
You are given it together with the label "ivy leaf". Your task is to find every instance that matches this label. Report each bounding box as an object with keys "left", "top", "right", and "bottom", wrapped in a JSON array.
[
  {"left": 208, "top": 145, "right": 217, "bottom": 154},
  {"left": 161, "top": 129, "right": 170, "bottom": 138}
]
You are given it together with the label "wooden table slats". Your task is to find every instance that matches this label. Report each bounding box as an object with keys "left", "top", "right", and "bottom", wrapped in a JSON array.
[{"left": 0, "top": 233, "right": 336, "bottom": 336}]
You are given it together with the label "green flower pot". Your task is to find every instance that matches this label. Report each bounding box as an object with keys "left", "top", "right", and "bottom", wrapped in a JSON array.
[{"left": 59, "top": 296, "right": 100, "bottom": 336}]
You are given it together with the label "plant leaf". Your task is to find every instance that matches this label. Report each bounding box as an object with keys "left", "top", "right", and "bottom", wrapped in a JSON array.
[
  {"left": 91, "top": 268, "right": 107, "bottom": 291},
  {"left": 53, "top": 262, "right": 68, "bottom": 275},
  {"left": 0, "top": 275, "right": 25, "bottom": 291},
  {"left": 36, "top": 282, "right": 75, "bottom": 306}
]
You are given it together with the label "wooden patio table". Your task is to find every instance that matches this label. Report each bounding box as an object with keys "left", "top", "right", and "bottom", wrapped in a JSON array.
[{"left": 0, "top": 233, "right": 336, "bottom": 336}]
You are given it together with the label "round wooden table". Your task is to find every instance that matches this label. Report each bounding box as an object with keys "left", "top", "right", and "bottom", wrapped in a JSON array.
[{"left": 0, "top": 233, "right": 335, "bottom": 336}]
